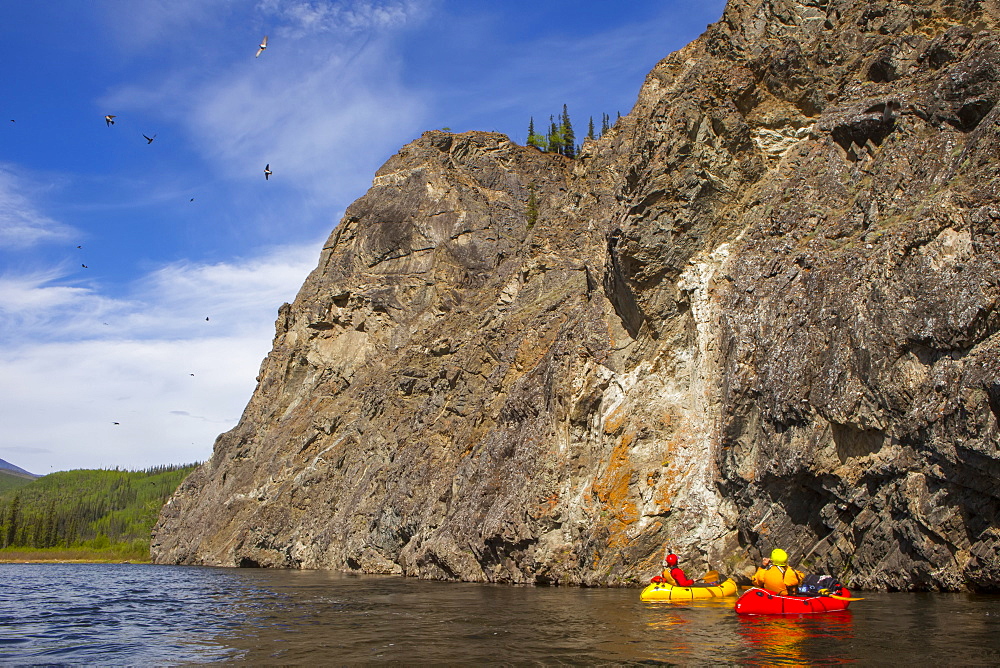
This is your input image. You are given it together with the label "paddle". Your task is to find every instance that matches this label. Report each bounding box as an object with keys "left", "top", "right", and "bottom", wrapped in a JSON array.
[
  {"left": 698, "top": 570, "right": 720, "bottom": 584},
  {"left": 822, "top": 592, "right": 864, "bottom": 601}
]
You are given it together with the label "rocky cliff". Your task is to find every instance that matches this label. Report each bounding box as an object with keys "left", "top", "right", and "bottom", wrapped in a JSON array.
[{"left": 152, "top": 0, "right": 1000, "bottom": 591}]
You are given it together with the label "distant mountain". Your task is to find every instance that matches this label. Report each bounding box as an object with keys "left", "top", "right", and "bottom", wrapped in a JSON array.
[{"left": 0, "top": 458, "right": 37, "bottom": 479}]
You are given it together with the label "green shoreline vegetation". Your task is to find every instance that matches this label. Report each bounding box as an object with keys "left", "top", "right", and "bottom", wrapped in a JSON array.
[
  {"left": 0, "top": 464, "right": 198, "bottom": 563},
  {"left": 0, "top": 543, "right": 150, "bottom": 564}
]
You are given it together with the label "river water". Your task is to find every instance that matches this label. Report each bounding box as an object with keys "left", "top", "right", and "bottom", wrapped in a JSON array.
[{"left": 2, "top": 564, "right": 999, "bottom": 665}]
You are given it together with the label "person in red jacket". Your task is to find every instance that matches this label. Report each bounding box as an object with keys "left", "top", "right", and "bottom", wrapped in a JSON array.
[{"left": 663, "top": 552, "right": 695, "bottom": 586}]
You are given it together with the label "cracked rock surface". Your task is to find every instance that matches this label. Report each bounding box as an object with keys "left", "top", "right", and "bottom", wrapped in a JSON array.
[{"left": 153, "top": 0, "right": 1000, "bottom": 591}]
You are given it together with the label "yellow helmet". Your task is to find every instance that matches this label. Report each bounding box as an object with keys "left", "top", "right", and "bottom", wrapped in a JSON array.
[{"left": 770, "top": 548, "right": 788, "bottom": 565}]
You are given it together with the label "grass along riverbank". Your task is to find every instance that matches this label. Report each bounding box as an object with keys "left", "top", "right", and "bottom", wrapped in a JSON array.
[{"left": 0, "top": 541, "right": 151, "bottom": 563}]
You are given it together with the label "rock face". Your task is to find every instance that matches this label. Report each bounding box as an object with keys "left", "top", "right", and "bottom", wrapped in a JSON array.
[{"left": 152, "top": 0, "right": 1000, "bottom": 591}]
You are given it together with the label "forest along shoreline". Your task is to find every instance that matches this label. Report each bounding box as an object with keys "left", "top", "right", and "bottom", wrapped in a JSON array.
[{"left": 0, "top": 465, "right": 197, "bottom": 563}]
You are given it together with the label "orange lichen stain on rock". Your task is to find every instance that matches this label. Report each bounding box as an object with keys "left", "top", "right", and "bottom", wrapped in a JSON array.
[
  {"left": 649, "top": 434, "right": 687, "bottom": 514},
  {"left": 460, "top": 440, "right": 476, "bottom": 458},
  {"left": 653, "top": 480, "right": 673, "bottom": 512},
  {"left": 659, "top": 408, "right": 679, "bottom": 431},
  {"left": 591, "top": 431, "right": 640, "bottom": 551},
  {"left": 533, "top": 491, "right": 560, "bottom": 519},
  {"left": 603, "top": 406, "right": 629, "bottom": 436}
]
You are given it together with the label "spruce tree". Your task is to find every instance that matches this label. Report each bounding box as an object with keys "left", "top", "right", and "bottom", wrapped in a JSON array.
[
  {"left": 547, "top": 115, "right": 564, "bottom": 155},
  {"left": 587, "top": 116, "right": 595, "bottom": 141},
  {"left": 561, "top": 104, "right": 575, "bottom": 159},
  {"left": 526, "top": 185, "right": 539, "bottom": 229},
  {"left": 527, "top": 117, "right": 545, "bottom": 150},
  {"left": 601, "top": 113, "right": 610, "bottom": 136},
  {"left": 5, "top": 495, "right": 19, "bottom": 548}
]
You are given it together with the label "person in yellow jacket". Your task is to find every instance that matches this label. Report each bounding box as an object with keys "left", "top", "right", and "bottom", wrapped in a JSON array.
[{"left": 752, "top": 548, "right": 804, "bottom": 595}]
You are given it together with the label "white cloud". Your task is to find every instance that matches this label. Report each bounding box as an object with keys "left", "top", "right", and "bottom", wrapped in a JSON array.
[
  {"left": 0, "top": 167, "right": 76, "bottom": 248},
  {"left": 99, "top": 0, "right": 240, "bottom": 53},
  {"left": 265, "top": 0, "right": 425, "bottom": 37},
  {"left": 102, "top": 3, "right": 429, "bottom": 212},
  {"left": 101, "top": 0, "right": 429, "bottom": 55},
  {"left": 0, "top": 271, "right": 91, "bottom": 312},
  {"left": 0, "top": 336, "right": 266, "bottom": 473},
  {"left": 0, "top": 271, "right": 126, "bottom": 345},
  {"left": 126, "top": 243, "right": 319, "bottom": 339},
  {"left": 0, "top": 243, "right": 318, "bottom": 343},
  {"left": 0, "top": 241, "right": 320, "bottom": 474},
  {"left": 185, "top": 45, "right": 426, "bottom": 191}
]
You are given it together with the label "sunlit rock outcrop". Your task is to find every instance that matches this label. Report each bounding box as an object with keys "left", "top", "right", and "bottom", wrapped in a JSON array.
[{"left": 153, "top": 0, "right": 1000, "bottom": 591}]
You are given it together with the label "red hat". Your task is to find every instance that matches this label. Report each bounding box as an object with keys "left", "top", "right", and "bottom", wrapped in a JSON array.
[{"left": 665, "top": 553, "right": 678, "bottom": 567}]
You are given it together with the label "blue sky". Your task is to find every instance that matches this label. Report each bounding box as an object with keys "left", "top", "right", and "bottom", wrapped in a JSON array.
[{"left": 0, "top": 0, "right": 726, "bottom": 475}]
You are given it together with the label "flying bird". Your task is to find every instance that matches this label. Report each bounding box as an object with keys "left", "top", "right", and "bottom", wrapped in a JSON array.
[
  {"left": 81, "top": 264, "right": 88, "bottom": 268},
  {"left": 256, "top": 35, "right": 268, "bottom": 57},
  {"left": 264, "top": 163, "right": 272, "bottom": 180},
  {"left": 143, "top": 133, "right": 156, "bottom": 144},
  {"left": 105, "top": 115, "right": 116, "bottom": 127},
  {"left": 205, "top": 316, "right": 210, "bottom": 321},
  {"left": 113, "top": 422, "right": 120, "bottom": 425}
]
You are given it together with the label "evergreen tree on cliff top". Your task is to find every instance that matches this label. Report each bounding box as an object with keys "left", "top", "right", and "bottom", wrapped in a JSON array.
[
  {"left": 526, "top": 116, "right": 546, "bottom": 150},
  {"left": 561, "top": 104, "right": 575, "bottom": 159},
  {"left": 547, "top": 115, "right": 564, "bottom": 155},
  {"left": 525, "top": 107, "right": 578, "bottom": 156}
]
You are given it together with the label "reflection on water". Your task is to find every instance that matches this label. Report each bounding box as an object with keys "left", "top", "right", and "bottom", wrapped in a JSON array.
[
  {"left": 738, "top": 611, "right": 855, "bottom": 666},
  {"left": 2, "top": 564, "right": 1000, "bottom": 664}
]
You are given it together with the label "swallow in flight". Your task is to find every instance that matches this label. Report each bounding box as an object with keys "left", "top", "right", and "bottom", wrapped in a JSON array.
[
  {"left": 256, "top": 35, "right": 268, "bottom": 57},
  {"left": 143, "top": 133, "right": 156, "bottom": 144},
  {"left": 264, "top": 164, "right": 272, "bottom": 180},
  {"left": 105, "top": 115, "right": 116, "bottom": 127}
]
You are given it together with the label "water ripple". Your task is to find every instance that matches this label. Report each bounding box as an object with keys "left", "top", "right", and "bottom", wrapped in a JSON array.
[{"left": 2, "top": 564, "right": 1000, "bottom": 664}]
